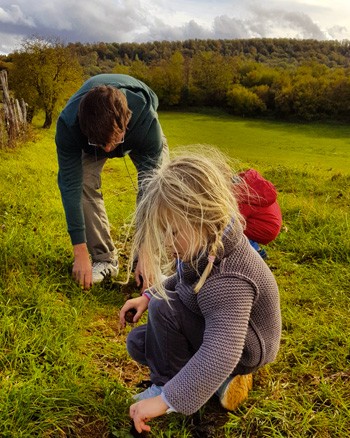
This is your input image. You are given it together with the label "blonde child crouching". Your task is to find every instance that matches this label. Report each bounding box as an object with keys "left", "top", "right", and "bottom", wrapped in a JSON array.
[{"left": 120, "top": 147, "right": 281, "bottom": 434}]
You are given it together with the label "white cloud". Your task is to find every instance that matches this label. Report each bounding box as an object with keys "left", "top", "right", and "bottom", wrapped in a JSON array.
[
  {"left": 247, "top": 5, "right": 327, "bottom": 39},
  {"left": 0, "top": 0, "right": 349, "bottom": 55},
  {"left": 0, "top": 31, "right": 23, "bottom": 53},
  {"left": 213, "top": 16, "right": 252, "bottom": 39},
  {"left": 326, "top": 25, "right": 348, "bottom": 40},
  {"left": 0, "top": 4, "right": 35, "bottom": 26}
]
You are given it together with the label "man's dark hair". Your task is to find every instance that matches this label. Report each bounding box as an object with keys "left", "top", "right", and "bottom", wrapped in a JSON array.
[{"left": 78, "top": 85, "right": 132, "bottom": 144}]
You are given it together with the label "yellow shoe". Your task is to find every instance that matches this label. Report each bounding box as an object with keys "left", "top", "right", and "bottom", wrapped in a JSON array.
[{"left": 219, "top": 374, "right": 253, "bottom": 411}]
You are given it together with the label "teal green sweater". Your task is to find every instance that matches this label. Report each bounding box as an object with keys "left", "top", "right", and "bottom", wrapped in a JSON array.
[{"left": 55, "top": 74, "right": 163, "bottom": 245}]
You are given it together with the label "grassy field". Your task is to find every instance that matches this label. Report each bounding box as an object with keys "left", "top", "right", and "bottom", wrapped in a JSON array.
[
  {"left": 0, "top": 111, "right": 349, "bottom": 437},
  {"left": 161, "top": 110, "right": 350, "bottom": 174}
]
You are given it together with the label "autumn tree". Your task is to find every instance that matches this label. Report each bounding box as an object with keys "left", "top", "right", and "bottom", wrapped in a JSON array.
[
  {"left": 288, "top": 63, "right": 332, "bottom": 120},
  {"left": 227, "top": 84, "right": 266, "bottom": 116},
  {"left": 77, "top": 49, "right": 101, "bottom": 77},
  {"left": 9, "top": 36, "right": 83, "bottom": 128},
  {"left": 239, "top": 62, "right": 282, "bottom": 111},
  {"left": 149, "top": 51, "right": 185, "bottom": 106},
  {"left": 189, "top": 51, "right": 235, "bottom": 106},
  {"left": 128, "top": 57, "right": 150, "bottom": 83},
  {"left": 273, "top": 74, "right": 294, "bottom": 117},
  {"left": 112, "top": 62, "right": 131, "bottom": 76},
  {"left": 328, "top": 70, "right": 350, "bottom": 120}
]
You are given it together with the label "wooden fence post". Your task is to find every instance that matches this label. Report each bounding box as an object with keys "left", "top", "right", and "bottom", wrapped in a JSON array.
[{"left": 0, "top": 69, "right": 27, "bottom": 148}]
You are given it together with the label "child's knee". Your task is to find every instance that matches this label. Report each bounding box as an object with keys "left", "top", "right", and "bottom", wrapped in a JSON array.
[{"left": 126, "top": 325, "right": 147, "bottom": 365}]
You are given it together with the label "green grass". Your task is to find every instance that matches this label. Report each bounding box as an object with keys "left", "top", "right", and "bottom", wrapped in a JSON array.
[
  {"left": 161, "top": 110, "right": 350, "bottom": 174},
  {"left": 0, "top": 111, "right": 349, "bottom": 437}
]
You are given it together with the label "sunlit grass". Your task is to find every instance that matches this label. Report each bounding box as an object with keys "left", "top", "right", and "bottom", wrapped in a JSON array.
[
  {"left": 160, "top": 110, "right": 350, "bottom": 173},
  {"left": 0, "top": 111, "right": 349, "bottom": 436}
]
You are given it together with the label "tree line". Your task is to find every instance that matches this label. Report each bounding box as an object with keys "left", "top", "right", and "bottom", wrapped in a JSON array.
[
  {"left": 69, "top": 38, "right": 350, "bottom": 69},
  {"left": 1, "top": 36, "right": 350, "bottom": 129}
]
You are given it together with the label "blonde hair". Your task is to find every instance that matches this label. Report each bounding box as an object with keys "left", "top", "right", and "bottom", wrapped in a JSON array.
[{"left": 130, "top": 146, "right": 243, "bottom": 299}]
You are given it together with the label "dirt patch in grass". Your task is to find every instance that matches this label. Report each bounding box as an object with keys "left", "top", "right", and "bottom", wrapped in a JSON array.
[
  {"left": 82, "top": 295, "right": 149, "bottom": 388},
  {"left": 61, "top": 416, "right": 112, "bottom": 438}
]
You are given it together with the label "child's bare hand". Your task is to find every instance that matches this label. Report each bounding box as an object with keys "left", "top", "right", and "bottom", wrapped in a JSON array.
[
  {"left": 130, "top": 396, "right": 168, "bottom": 433},
  {"left": 119, "top": 296, "right": 149, "bottom": 328}
]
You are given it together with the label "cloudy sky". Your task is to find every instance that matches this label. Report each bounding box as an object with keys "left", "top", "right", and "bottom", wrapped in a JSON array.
[{"left": 0, "top": 0, "right": 349, "bottom": 55}]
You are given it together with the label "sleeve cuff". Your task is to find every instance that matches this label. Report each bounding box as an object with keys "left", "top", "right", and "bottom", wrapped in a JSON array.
[
  {"left": 161, "top": 391, "right": 177, "bottom": 414},
  {"left": 69, "top": 230, "right": 86, "bottom": 246},
  {"left": 142, "top": 291, "right": 152, "bottom": 301}
]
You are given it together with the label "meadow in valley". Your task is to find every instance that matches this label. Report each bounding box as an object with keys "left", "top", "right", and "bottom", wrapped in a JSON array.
[{"left": 0, "top": 111, "right": 349, "bottom": 437}]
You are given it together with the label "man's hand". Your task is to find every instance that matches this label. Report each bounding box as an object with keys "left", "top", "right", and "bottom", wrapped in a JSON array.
[
  {"left": 72, "top": 243, "right": 92, "bottom": 289},
  {"left": 130, "top": 396, "right": 168, "bottom": 433},
  {"left": 119, "top": 295, "right": 149, "bottom": 328}
]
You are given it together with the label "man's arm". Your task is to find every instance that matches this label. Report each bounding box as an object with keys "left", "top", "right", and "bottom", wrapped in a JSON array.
[
  {"left": 56, "top": 117, "right": 92, "bottom": 288},
  {"left": 56, "top": 117, "right": 86, "bottom": 245}
]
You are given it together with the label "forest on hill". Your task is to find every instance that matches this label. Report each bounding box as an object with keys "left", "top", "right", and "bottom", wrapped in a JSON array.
[
  {"left": 68, "top": 38, "right": 350, "bottom": 69},
  {"left": 1, "top": 37, "right": 350, "bottom": 131}
]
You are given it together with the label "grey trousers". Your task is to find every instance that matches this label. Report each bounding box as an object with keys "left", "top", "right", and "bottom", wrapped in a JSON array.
[
  {"left": 126, "top": 292, "right": 205, "bottom": 386},
  {"left": 81, "top": 135, "right": 169, "bottom": 263},
  {"left": 82, "top": 152, "right": 116, "bottom": 263}
]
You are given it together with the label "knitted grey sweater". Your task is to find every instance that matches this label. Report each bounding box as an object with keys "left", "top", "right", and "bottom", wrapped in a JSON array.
[{"left": 162, "top": 222, "right": 281, "bottom": 415}]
